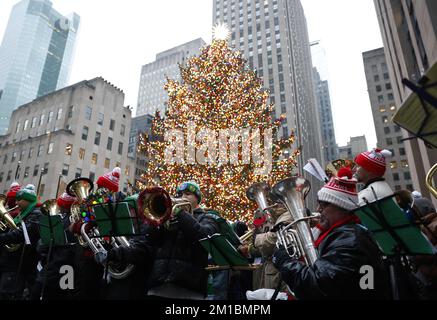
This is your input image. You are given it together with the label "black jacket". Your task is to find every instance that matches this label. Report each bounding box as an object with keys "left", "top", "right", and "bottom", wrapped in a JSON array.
[
  {"left": 0, "top": 206, "right": 41, "bottom": 275},
  {"left": 276, "top": 223, "right": 389, "bottom": 299},
  {"left": 111, "top": 207, "right": 219, "bottom": 296}
]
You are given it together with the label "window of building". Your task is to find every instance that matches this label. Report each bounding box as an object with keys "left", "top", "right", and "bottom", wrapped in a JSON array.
[
  {"left": 371, "top": 65, "right": 378, "bottom": 73},
  {"left": 382, "top": 116, "right": 389, "bottom": 123},
  {"left": 386, "top": 137, "right": 393, "bottom": 145},
  {"left": 388, "top": 93, "right": 394, "bottom": 100},
  {"left": 28, "top": 147, "right": 34, "bottom": 159},
  {"left": 62, "top": 164, "right": 69, "bottom": 176},
  {"left": 378, "top": 95, "right": 384, "bottom": 103},
  {"left": 68, "top": 106, "right": 74, "bottom": 118},
  {"left": 120, "top": 124, "right": 126, "bottom": 137},
  {"left": 89, "top": 172, "right": 95, "bottom": 182},
  {"left": 374, "top": 75, "right": 380, "bottom": 82},
  {"left": 383, "top": 72, "right": 389, "bottom": 80},
  {"left": 125, "top": 166, "right": 130, "bottom": 176},
  {"left": 65, "top": 143, "right": 73, "bottom": 155},
  {"left": 385, "top": 83, "right": 392, "bottom": 90},
  {"left": 118, "top": 142, "right": 123, "bottom": 155},
  {"left": 6, "top": 171, "right": 11, "bottom": 181},
  {"left": 85, "top": 106, "right": 92, "bottom": 120},
  {"left": 399, "top": 147, "right": 405, "bottom": 156},
  {"left": 98, "top": 113, "right": 104, "bottom": 125},
  {"left": 23, "top": 119, "right": 29, "bottom": 131},
  {"left": 48, "top": 111, "right": 54, "bottom": 123},
  {"left": 91, "top": 153, "right": 98, "bottom": 165},
  {"left": 390, "top": 161, "right": 397, "bottom": 169},
  {"left": 107, "top": 137, "right": 113, "bottom": 151},
  {"left": 75, "top": 168, "right": 82, "bottom": 179},
  {"left": 31, "top": 117, "right": 38, "bottom": 128},
  {"left": 401, "top": 160, "right": 409, "bottom": 168},
  {"left": 379, "top": 106, "right": 386, "bottom": 112},
  {"left": 57, "top": 108, "right": 63, "bottom": 120},
  {"left": 82, "top": 126, "right": 89, "bottom": 140},
  {"left": 397, "top": 136, "right": 403, "bottom": 143},
  {"left": 104, "top": 158, "right": 110, "bottom": 169},
  {"left": 109, "top": 119, "right": 115, "bottom": 131},
  {"left": 404, "top": 171, "right": 411, "bottom": 180},
  {"left": 406, "top": 184, "right": 413, "bottom": 191},
  {"left": 376, "top": 85, "right": 382, "bottom": 92},
  {"left": 384, "top": 127, "right": 390, "bottom": 134},
  {"left": 37, "top": 145, "right": 44, "bottom": 157},
  {"left": 33, "top": 165, "right": 39, "bottom": 177},
  {"left": 394, "top": 125, "right": 401, "bottom": 132},
  {"left": 39, "top": 114, "right": 45, "bottom": 126},
  {"left": 393, "top": 173, "right": 400, "bottom": 181},
  {"left": 15, "top": 122, "right": 20, "bottom": 133},
  {"left": 79, "top": 148, "right": 85, "bottom": 160},
  {"left": 19, "top": 150, "right": 25, "bottom": 161},
  {"left": 24, "top": 167, "right": 29, "bottom": 178},
  {"left": 94, "top": 132, "right": 101, "bottom": 145},
  {"left": 116, "top": 161, "right": 121, "bottom": 168},
  {"left": 47, "top": 142, "right": 54, "bottom": 154},
  {"left": 0, "top": 172, "right": 3, "bottom": 183},
  {"left": 43, "top": 163, "right": 49, "bottom": 175}
]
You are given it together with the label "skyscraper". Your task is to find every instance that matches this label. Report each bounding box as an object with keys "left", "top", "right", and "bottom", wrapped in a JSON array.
[
  {"left": 362, "top": 48, "right": 413, "bottom": 192},
  {"left": 136, "top": 38, "right": 206, "bottom": 117},
  {"left": 213, "top": 0, "right": 323, "bottom": 207},
  {"left": 313, "top": 67, "right": 337, "bottom": 164},
  {"left": 373, "top": 0, "right": 437, "bottom": 204},
  {"left": 0, "top": 0, "right": 80, "bottom": 134}
]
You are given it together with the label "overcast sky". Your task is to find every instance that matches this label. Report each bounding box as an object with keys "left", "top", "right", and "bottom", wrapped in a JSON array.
[{"left": 0, "top": 0, "right": 383, "bottom": 148}]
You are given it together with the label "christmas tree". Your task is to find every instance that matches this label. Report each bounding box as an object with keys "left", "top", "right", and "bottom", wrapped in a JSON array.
[{"left": 138, "top": 25, "right": 298, "bottom": 221}]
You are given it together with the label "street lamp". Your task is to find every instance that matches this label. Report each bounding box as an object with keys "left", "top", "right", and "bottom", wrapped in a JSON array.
[
  {"left": 37, "top": 167, "right": 46, "bottom": 199},
  {"left": 56, "top": 172, "right": 63, "bottom": 198},
  {"left": 14, "top": 161, "right": 21, "bottom": 181}
]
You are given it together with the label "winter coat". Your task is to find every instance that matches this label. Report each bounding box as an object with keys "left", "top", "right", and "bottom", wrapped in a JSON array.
[
  {"left": 254, "top": 211, "right": 291, "bottom": 289},
  {"left": 358, "top": 178, "right": 393, "bottom": 206},
  {"left": 276, "top": 223, "right": 389, "bottom": 299},
  {"left": 0, "top": 206, "right": 41, "bottom": 275}
]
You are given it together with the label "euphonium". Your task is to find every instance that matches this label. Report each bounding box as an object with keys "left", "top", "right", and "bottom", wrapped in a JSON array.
[
  {"left": 0, "top": 194, "right": 21, "bottom": 252},
  {"left": 426, "top": 163, "right": 437, "bottom": 199},
  {"left": 138, "top": 186, "right": 192, "bottom": 226},
  {"left": 271, "top": 177, "right": 319, "bottom": 265}
]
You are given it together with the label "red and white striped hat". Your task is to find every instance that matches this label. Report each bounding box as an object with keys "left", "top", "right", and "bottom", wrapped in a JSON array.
[
  {"left": 354, "top": 148, "right": 392, "bottom": 177},
  {"left": 317, "top": 167, "right": 358, "bottom": 211}
]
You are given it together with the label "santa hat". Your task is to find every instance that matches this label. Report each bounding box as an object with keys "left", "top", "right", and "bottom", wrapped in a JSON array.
[
  {"left": 96, "top": 167, "right": 121, "bottom": 193},
  {"left": 16, "top": 184, "right": 37, "bottom": 203},
  {"left": 57, "top": 192, "right": 77, "bottom": 209},
  {"left": 317, "top": 167, "right": 358, "bottom": 211},
  {"left": 6, "top": 182, "right": 21, "bottom": 200},
  {"left": 354, "top": 148, "right": 392, "bottom": 177}
]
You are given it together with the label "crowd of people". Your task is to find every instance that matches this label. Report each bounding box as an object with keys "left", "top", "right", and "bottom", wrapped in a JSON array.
[{"left": 0, "top": 148, "right": 436, "bottom": 300}]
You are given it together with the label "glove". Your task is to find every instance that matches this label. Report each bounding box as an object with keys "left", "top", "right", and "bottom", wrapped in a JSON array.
[
  {"left": 272, "top": 245, "right": 291, "bottom": 269},
  {"left": 94, "top": 251, "right": 108, "bottom": 266}
]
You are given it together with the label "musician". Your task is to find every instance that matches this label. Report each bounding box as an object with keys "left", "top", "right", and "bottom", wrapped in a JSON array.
[
  {"left": 105, "top": 181, "right": 220, "bottom": 300},
  {"left": 69, "top": 168, "right": 122, "bottom": 299},
  {"left": 353, "top": 148, "right": 394, "bottom": 205},
  {"left": 31, "top": 192, "right": 78, "bottom": 300},
  {"left": 248, "top": 204, "right": 292, "bottom": 292},
  {"left": 273, "top": 168, "right": 389, "bottom": 299},
  {"left": 5, "top": 182, "right": 21, "bottom": 218},
  {"left": 0, "top": 184, "right": 41, "bottom": 300}
]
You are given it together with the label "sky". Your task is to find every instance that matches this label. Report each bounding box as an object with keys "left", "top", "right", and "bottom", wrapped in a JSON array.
[{"left": 0, "top": 0, "right": 383, "bottom": 148}]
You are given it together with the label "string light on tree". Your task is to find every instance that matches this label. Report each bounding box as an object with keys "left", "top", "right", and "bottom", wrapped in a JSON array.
[{"left": 138, "top": 35, "right": 299, "bottom": 222}]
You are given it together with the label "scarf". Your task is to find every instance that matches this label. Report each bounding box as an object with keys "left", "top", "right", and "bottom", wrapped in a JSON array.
[{"left": 314, "top": 214, "right": 361, "bottom": 248}]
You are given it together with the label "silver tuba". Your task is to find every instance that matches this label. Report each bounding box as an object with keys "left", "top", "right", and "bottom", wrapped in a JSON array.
[{"left": 271, "top": 177, "right": 319, "bottom": 265}]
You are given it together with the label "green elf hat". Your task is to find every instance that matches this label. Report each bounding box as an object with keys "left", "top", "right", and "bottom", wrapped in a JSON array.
[
  {"left": 176, "top": 181, "right": 202, "bottom": 204},
  {"left": 16, "top": 184, "right": 37, "bottom": 203}
]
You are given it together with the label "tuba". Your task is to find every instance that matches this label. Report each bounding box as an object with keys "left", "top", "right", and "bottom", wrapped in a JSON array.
[
  {"left": 138, "top": 186, "right": 192, "bottom": 227},
  {"left": 426, "top": 163, "right": 437, "bottom": 199},
  {"left": 243, "top": 182, "right": 277, "bottom": 243},
  {"left": 0, "top": 194, "right": 21, "bottom": 252},
  {"left": 41, "top": 199, "right": 61, "bottom": 217},
  {"left": 66, "top": 177, "right": 94, "bottom": 247},
  {"left": 271, "top": 177, "right": 319, "bottom": 265}
]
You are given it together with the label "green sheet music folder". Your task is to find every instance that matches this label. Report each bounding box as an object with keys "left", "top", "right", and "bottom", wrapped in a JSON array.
[
  {"left": 39, "top": 215, "right": 67, "bottom": 246},
  {"left": 353, "top": 196, "right": 433, "bottom": 255},
  {"left": 200, "top": 234, "right": 249, "bottom": 266},
  {"left": 93, "top": 202, "right": 134, "bottom": 237}
]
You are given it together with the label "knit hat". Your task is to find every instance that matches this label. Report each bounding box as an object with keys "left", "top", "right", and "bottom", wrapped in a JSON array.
[
  {"left": 6, "top": 182, "right": 21, "bottom": 200},
  {"left": 96, "top": 167, "right": 121, "bottom": 193},
  {"left": 16, "top": 184, "right": 37, "bottom": 203},
  {"left": 354, "top": 148, "right": 392, "bottom": 177},
  {"left": 176, "top": 181, "right": 202, "bottom": 204},
  {"left": 57, "top": 192, "right": 77, "bottom": 209},
  {"left": 317, "top": 167, "right": 358, "bottom": 211}
]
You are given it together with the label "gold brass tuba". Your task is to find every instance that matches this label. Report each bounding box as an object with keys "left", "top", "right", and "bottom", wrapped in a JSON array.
[
  {"left": 138, "top": 186, "right": 192, "bottom": 226},
  {"left": 0, "top": 194, "right": 21, "bottom": 252},
  {"left": 426, "top": 163, "right": 437, "bottom": 199},
  {"left": 41, "top": 199, "right": 61, "bottom": 217},
  {"left": 271, "top": 177, "right": 319, "bottom": 265}
]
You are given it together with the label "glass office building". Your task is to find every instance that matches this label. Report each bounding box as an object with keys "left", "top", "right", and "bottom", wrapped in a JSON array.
[{"left": 0, "top": 0, "right": 80, "bottom": 134}]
